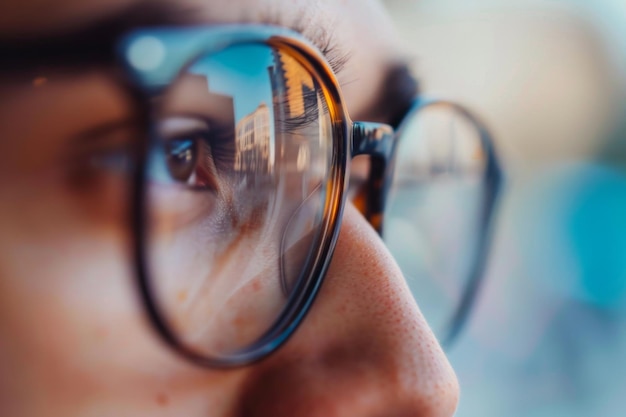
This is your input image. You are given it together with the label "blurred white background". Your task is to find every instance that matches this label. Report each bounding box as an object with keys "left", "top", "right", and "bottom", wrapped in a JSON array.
[{"left": 384, "top": 1, "right": 626, "bottom": 416}]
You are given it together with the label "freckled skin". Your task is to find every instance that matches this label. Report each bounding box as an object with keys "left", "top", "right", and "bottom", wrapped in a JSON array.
[
  {"left": 237, "top": 205, "right": 459, "bottom": 417},
  {"left": 0, "top": 1, "right": 459, "bottom": 416}
]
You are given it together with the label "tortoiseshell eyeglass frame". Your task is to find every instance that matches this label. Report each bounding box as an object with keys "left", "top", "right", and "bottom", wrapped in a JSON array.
[{"left": 119, "top": 25, "right": 502, "bottom": 368}]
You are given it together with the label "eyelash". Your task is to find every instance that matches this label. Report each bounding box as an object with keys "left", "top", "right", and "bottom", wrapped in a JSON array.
[
  {"left": 275, "top": 84, "right": 328, "bottom": 134},
  {"left": 252, "top": 12, "right": 350, "bottom": 75},
  {"left": 317, "top": 40, "right": 350, "bottom": 77}
]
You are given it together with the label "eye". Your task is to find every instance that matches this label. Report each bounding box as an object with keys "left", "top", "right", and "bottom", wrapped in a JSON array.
[
  {"left": 166, "top": 137, "right": 198, "bottom": 183},
  {"left": 159, "top": 116, "right": 218, "bottom": 190}
]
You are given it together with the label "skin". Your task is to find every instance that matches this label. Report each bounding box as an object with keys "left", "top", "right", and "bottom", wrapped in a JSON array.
[{"left": 0, "top": 0, "right": 459, "bottom": 416}]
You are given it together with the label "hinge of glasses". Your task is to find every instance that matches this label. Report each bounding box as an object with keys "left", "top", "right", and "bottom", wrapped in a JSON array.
[{"left": 351, "top": 121, "right": 394, "bottom": 158}]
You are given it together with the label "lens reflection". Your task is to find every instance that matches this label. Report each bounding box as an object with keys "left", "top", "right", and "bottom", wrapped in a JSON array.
[
  {"left": 143, "top": 43, "right": 333, "bottom": 359},
  {"left": 384, "top": 103, "right": 489, "bottom": 342}
]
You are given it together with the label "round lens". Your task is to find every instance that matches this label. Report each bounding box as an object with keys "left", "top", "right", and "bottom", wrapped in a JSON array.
[
  {"left": 384, "top": 102, "right": 495, "bottom": 344},
  {"left": 142, "top": 43, "right": 336, "bottom": 361}
]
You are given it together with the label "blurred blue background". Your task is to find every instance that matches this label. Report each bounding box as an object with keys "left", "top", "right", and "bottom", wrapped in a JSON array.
[{"left": 384, "top": 0, "right": 626, "bottom": 416}]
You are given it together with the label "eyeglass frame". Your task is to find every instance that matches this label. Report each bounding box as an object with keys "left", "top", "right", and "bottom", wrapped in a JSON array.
[{"left": 117, "top": 24, "right": 502, "bottom": 368}]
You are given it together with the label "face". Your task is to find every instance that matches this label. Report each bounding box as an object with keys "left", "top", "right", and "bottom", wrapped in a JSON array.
[{"left": 0, "top": 0, "right": 459, "bottom": 416}]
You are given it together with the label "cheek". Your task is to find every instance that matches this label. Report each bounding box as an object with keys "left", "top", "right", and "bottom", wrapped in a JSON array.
[
  {"left": 146, "top": 185, "right": 293, "bottom": 356},
  {"left": 0, "top": 188, "right": 134, "bottom": 398},
  {"left": 0, "top": 177, "right": 251, "bottom": 415},
  {"left": 0, "top": 176, "right": 159, "bottom": 410}
]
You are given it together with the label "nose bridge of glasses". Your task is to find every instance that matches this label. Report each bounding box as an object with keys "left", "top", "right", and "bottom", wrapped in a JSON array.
[
  {"left": 351, "top": 121, "right": 395, "bottom": 159},
  {"left": 350, "top": 122, "right": 396, "bottom": 235}
]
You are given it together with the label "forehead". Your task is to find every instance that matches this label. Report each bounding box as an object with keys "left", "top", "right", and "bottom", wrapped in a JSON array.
[
  {"left": 0, "top": 0, "right": 413, "bottom": 122},
  {"left": 0, "top": 0, "right": 339, "bottom": 37}
]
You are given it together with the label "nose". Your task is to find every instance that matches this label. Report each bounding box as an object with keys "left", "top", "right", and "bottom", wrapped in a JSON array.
[{"left": 237, "top": 202, "right": 459, "bottom": 417}]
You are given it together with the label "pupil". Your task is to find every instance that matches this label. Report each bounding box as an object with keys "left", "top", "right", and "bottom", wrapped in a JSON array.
[{"left": 167, "top": 138, "right": 197, "bottom": 183}]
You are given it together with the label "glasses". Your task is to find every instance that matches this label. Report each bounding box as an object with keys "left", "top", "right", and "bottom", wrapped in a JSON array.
[{"left": 118, "top": 25, "right": 502, "bottom": 368}]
